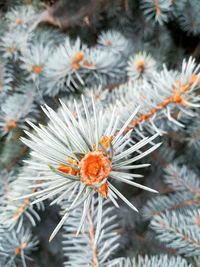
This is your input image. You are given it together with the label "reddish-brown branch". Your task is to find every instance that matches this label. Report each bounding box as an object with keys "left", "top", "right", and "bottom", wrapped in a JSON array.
[
  {"left": 154, "top": 0, "right": 161, "bottom": 15},
  {"left": 124, "top": 74, "right": 198, "bottom": 133},
  {"left": 158, "top": 221, "right": 200, "bottom": 249},
  {"left": 169, "top": 170, "right": 199, "bottom": 194},
  {"left": 12, "top": 187, "right": 37, "bottom": 221},
  {"left": 151, "top": 151, "right": 169, "bottom": 167},
  {"left": 150, "top": 198, "right": 198, "bottom": 218},
  {"left": 5, "top": 146, "right": 29, "bottom": 172},
  {"left": 124, "top": 0, "right": 129, "bottom": 11},
  {"left": 133, "top": 232, "right": 176, "bottom": 254},
  {"left": 87, "top": 210, "right": 99, "bottom": 267}
]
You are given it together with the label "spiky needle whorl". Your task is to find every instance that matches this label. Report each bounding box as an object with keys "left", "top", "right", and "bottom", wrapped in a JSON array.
[
  {"left": 21, "top": 95, "right": 160, "bottom": 241},
  {"left": 0, "top": 226, "right": 38, "bottom": 267}
]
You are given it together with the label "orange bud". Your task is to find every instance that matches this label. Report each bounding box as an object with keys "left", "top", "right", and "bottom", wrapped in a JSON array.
[
  {"left": 15, "top": 18, "right": 23, "bottom": 25},
  {"left": 71, "top": 52, "right": 84, "bottom": 70},
  {"left": 97, "top": 182, "right": 108, "bottom": 198},
  {"left": 32, "top": 65, "right": 43, "bottom": 74}
]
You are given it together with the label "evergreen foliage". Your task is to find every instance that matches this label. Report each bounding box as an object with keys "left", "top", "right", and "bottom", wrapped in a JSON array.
[{"left": 1, "top": 1, "right": 200, "bottom": 266}]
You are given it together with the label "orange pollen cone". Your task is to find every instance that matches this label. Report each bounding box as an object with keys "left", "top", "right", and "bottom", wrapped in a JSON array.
[
  {"left": 136, "top": 59, "right": 145, "bottom": 73},
  {"left": 79, "top": 151, "right": 112, "bottom": 187},
  {"left": 15, "top": 242, "right": 27, "bottom": 255},
  {"left": 173, "top": 90, "right": 183, "bottom": 104},
  {"left": 4, "top": 119, "right": 17, "bottom": 132},
  {"left": 7, "top": 47, "right": 15, "bottom": 54},
  {"left": 58, "top": 156, "right": 78, "bottom": 176},
  {"left": 15, "top": 18, "right": 23, "bottom": 25},
  {"left": 94, "top": 136, "right": 113, "bottom": 150},
  {"left": 32, "top": 65, "right": 43, "bottom": 74},
  {"left": 100, "top": 136, "right": 113, "bottom": 149},
  {"left": 97, "top": 182, "right": 109, "bottom": 198},
  {"left": 71, "top": 52, "right": 85, "bottom": 70}
]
